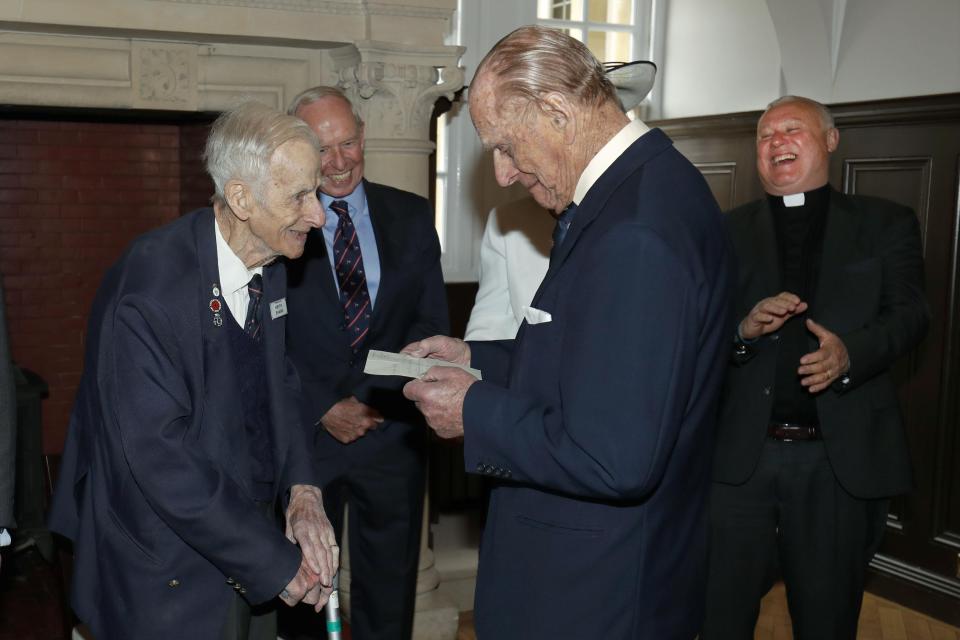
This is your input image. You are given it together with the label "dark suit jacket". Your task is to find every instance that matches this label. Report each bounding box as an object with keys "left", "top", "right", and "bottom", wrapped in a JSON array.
[
  {"left": 48, "top": 209, "right": 317, "bottom": 640},
  {"left": 285, "top": 180, "right": 448, "bottom": 478},
  {"left": 0, "top": 279, "right": 15, "bottom": 532},
  {"left": 462, "top": 129, "right": 735, "bottom": 639},
  {"left": 715, "top": 191, "right": 928, "bottom": 498}
]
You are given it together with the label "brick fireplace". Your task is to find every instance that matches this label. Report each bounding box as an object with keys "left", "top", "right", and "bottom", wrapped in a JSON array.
[{"left": 0, "top": 114, "right": 214, "bottom": 452}]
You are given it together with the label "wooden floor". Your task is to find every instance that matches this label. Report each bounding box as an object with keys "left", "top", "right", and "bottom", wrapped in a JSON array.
[{"left": 455, "top": 582, "right": 960, "bottom": 640}]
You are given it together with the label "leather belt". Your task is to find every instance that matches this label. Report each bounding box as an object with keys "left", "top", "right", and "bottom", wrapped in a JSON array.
[{"left": 767, "top": 422, "right": 821, "bottom": 441}]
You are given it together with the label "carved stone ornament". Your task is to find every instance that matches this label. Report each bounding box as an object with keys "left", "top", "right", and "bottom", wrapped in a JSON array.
[
  {"left": 132, "top": 44, "right": 198, "bottom": 109},
  {"left": 337, "top": 60, "right": 464, "bottom": 140}
]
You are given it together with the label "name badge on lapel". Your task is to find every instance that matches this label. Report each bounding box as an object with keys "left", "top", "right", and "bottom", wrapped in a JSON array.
[{"left": 269, "top": 298, "right": 288, "bottom": 320}]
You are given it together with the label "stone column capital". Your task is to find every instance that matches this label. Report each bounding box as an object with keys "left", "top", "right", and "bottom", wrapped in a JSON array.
[{"left": 333, "top": 40, "right": 465, "bottom": 141}]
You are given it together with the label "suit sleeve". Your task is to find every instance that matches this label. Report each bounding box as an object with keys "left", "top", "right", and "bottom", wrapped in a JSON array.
[
  {"left": 402, "top": 213, "right": 449, "bottom": 344},
  {"left": 278, "top": 355, "right": 321, "bottom": 492},
  {"left": 110, "top": 294, "right": 300, "bottom": 604},
  {"left": 465, "top": 210, "right": 520, "bottom": 341},
  {"left": 837, "top": 206, "right": 928, "bottom": 389},
  {"left": 463, "top": 224, "right": 702, "bottom": 500}
]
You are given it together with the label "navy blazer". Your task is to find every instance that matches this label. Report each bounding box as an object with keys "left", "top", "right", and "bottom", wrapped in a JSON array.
[
  {"left": 286, "top": 180, "right": 448, "bottom": 479},
  {"left": 463, "top": 129, "right": 735, "bottom": 639},
  {"left": 716, "top": 191, "right": 929, "bottom": 498},
  {"left": 48, "top": 209, "right": 317, "bottom": 640}
]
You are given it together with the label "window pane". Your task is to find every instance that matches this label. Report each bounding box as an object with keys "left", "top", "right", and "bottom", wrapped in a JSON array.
[
  {"left": 588, "top": 0, "right": 634, "bottom": 25},
  {"left": 538, "top": 0, "right": 583, "bottom": 20},
  {"left": 587, "top": 29, "right": 632, "bottom": 62},
  {"left": 586, "top": 30, "right": 607, "bottom": 61}
]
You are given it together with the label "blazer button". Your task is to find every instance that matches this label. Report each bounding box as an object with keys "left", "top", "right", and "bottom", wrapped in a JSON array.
[
  {"left": 504, "top": 470, "right": 512, "bottom": 479},
  {"left": 168, "top": 579, "right": 180, "bottom": 588},
  {"left": 771, "top": 334, "right": 780, "bottom": 341},
  {"left": 763, "top": 386, "right": 771, "bottom": 396},
  {"left": 476, "top": 462, "right": 486, "bottom": 473},
  {"left": 239, "top": 587, "right": 247, "bottom": 595},
  {"left": 226, "top": 577, "right": 235, "bottom": 585}
]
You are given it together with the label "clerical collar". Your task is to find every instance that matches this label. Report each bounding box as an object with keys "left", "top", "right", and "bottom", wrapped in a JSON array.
[{"left": 768, "top": 184, "right": 831, "bottom": 212}]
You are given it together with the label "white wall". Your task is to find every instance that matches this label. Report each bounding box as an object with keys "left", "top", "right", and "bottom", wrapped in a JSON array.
[
  {"left": 661, "top": 0, "right": 781, "bottom": 118},
  {"left": 660, "top": 0, "right": 960, "bottom": 118},
  {"left": 832, "top": 0, "right": 960, "bottom": 104}
]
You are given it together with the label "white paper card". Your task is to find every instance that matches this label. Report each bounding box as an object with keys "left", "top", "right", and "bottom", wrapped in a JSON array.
[{"left": 364, "top": 349, "right": 482, "bottom": 381}]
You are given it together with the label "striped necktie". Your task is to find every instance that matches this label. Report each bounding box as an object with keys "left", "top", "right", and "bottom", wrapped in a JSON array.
[
  {"left": 243, "top": 273, "right": 263, "bottom": 342},
  {"left": 331, "top": 200, "right": 371, "bottom": 350}
]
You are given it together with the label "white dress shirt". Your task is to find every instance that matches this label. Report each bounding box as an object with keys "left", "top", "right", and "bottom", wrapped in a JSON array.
[{"left": 214, "top": 218, "right": 263, "bottom": 327}]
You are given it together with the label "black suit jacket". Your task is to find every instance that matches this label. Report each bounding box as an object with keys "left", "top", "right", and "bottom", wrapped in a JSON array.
[
  {"left": 286, "top": 180, "right": 448, "bottom": 478},
  {"left": 716, "top": 190, "right": 929, "bottom": 498}
]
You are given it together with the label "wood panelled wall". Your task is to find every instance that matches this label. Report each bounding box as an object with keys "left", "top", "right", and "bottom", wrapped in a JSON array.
[{"left": 648, "top": 94, "right": 960, "bottom": 625}]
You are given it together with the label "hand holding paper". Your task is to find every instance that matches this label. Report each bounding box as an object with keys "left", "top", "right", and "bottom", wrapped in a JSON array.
[
  {"left": 364, "top": 349, "right": 481, "bottom": 381},
  {"left": 402, "top": 365, "right": 477, "bottom": 439}
]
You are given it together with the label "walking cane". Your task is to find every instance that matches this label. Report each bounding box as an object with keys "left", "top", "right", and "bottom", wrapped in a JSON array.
[{"left": 325, "top": 571, "right": 342, "bottom": 640}]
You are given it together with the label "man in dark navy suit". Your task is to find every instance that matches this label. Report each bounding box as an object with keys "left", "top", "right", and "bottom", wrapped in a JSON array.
[
  {"left": 402, "top": 26, "right": 734, "bottom": 639},
  {"left": 284, "top": 87, "right": 448, "bottom": 640},
  {"left": 703, "top": 96, "right": 929, "bottom": 640},
  {"left": 48, "top": 102, "right": 339, "bottom": 640}
]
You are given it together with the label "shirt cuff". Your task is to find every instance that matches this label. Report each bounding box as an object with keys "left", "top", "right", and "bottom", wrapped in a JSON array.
[{"left": 0, "top": 528, "right": 10, "bottom": 547}]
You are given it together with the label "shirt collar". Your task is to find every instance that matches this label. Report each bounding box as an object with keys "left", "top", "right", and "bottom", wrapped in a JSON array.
[
  {"left": 214, "top": 216, "right": 262, "bottom": 297},
  {"left": 573, "top": 118, "right": 650, "bottom": 205},
  {"left": 319, "top": 182, "right": 368, "bottom": 225}
]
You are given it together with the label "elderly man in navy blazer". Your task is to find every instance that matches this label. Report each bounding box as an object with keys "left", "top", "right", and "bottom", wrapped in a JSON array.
[
  {"left": 403, "top": 26, "right": 734, "bottom": 639},
  {"left": 49, "top": 102, "right": 339, "bottom": 640}
]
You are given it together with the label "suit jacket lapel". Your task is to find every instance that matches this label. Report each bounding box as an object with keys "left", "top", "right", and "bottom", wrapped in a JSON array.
[
  {"left": 533, "top": 128, "right": 674, "bottom": 305},
  {"left": 744, "top": 200, "right": 781, "bottom": 311},
  {"left": 193, "top": 210, "right": 253, "bottom": 494},
  {"left": 262, "top": 261, "right": 289, "bottom": 487},
  {"left": 811, "top": 190, "right": 858, "bottom": 319},
  {"left": 364, "top": 181, "right": 399, "bottom": 335}
]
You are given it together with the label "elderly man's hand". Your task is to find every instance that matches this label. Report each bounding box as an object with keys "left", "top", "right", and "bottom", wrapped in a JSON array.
[
  {"left": 401, "top": 335, "right": 471, "bottom": 366},
  {"left": 279, "top": 557, "right": 321, "bottom": 607},
  {"left": 798, "top": 318, "right": 850, "bottom": 393},
  {"left": 739, "top": 292, "right": 808, "bottom": 341},
  {"left": 403, "top": 366, "right": 477, "bottom": 439},
  {"left": 300, "top": 578, "right": 334, "bottom": 613},
  {"left": 320, "top": 396, "right": 383, "bottom": 444},
  {"left": 285, "top": 484, "right": 338, "bottom": 594}
]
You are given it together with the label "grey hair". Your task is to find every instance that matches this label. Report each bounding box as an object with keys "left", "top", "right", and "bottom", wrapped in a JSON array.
[
  {"left": 204, "top": 101, "right": 320, "bottom": 206},
  {"left": 474, "top": 25, "right": 618, "bottom": 115},
  {"left": 286, "top": 85, "right": 364, "bottom": 129},
  {"left": 764, "top": 95, "right": 836, "bottom": 131}
]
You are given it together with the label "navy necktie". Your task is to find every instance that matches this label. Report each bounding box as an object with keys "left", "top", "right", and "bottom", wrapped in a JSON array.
[
  {"left": 331, "top": 200, "right": 371, "bottom": 351},
  {"left": 550, "top": 203, "right": 577, "bottom": 263},
  {"left": 243, "top": 273, "right": 264, "bottom": 342}
]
